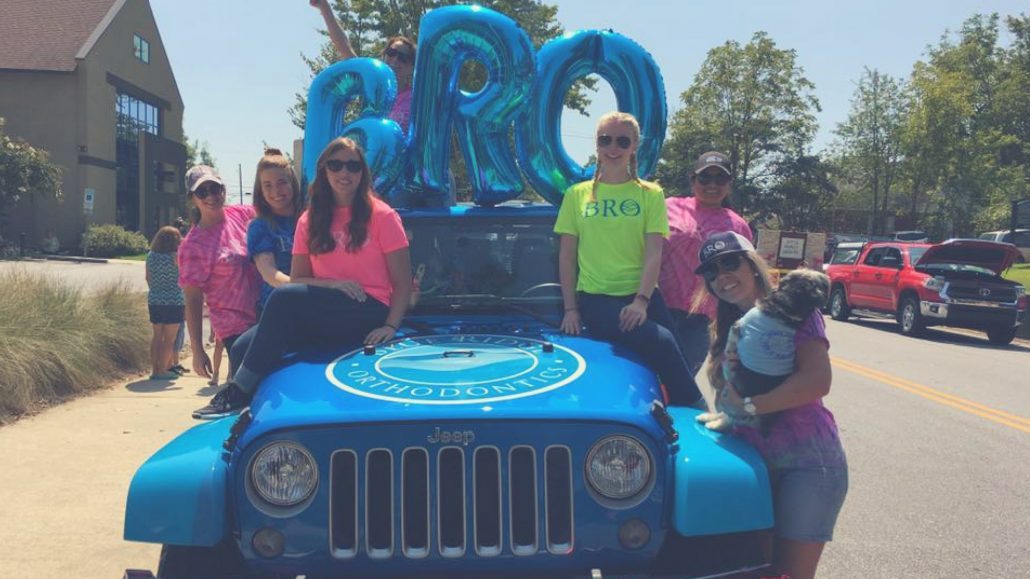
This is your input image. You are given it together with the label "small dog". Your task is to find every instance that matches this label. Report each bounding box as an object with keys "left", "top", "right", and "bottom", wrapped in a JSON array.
[{"left": 697, "top": 268, "right": 830, "bottom": 432}]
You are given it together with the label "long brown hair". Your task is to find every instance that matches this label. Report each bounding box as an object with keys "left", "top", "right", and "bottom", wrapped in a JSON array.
[
  {"left": 307, "top": 137, "right": 374, "bottom": 254},
  {"left": 252, "top": 147, "right": 302, "bottom": 228},
  {"left": 702, "top": 251, "right": 775, "bottom": 389},
  {"left": 150, "top": 225, "right": 182, "bottom": 253}
]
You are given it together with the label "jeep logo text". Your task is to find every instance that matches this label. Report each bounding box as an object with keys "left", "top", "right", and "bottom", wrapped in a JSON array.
[{"left": 427, "top": 427, "right": 476, "bottom": 446}]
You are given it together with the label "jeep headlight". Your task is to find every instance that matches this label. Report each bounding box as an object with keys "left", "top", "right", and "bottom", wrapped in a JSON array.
[
  {"left": 586, "top": 436, "right": 652, "bottom": 500},
  {"left": 251, "top": 442, "right": 318, "bottom": 507},
  {"left": 1016, "top": 285, "right": 1026, "bottom": 298},
  {"left": 923, "top": 276, "right": 945, "bottom": 292}
]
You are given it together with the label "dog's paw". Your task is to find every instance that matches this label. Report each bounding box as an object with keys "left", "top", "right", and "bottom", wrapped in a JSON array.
[{"left": 695, "top": 411, "right": 721, "bottom": 424}]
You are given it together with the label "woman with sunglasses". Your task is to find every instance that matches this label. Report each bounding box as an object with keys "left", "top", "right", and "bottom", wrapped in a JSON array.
[
  {"left": 192, "top": 137, "right": 412, "bottom": 419},
  {"left": 309, "top": 0, "right": 416, "bottom": 133},
  {"left": 658, "top": 151, "right": 752, "bottom": 377},
  {"left": 554, "top": 111, "right": 703, "bottom": 408},
  {"left": 696, "top": 231, "right": 848, "bottom": 579},
  {"left": 178, "top": 165, "right": 262, "bottom": 380}
]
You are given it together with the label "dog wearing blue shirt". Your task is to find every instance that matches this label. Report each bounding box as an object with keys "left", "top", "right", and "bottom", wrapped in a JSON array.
[{"left": 698, "top": 268, "right": 830, "bottom": 432}]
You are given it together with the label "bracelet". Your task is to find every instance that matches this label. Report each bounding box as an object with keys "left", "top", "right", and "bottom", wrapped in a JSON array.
[
  {"left": 634, "top": 293, "right": 651, "bottom": 304},
  {"left": 384, "top": 322, "right": 399, "bottom": 331}
]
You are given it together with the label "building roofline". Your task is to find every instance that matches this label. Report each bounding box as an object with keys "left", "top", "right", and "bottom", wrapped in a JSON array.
[{"left": 75, "top": 0, "right": 128, "bottom": 61}]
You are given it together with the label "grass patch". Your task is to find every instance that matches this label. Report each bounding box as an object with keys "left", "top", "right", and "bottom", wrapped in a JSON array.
[
  {"left": 0, "top": 268, "right": 149, "bottom": 423},
  {"left": 117, "top": 253, "right": 148, "bottom": 261},
  {"left": 1003, "top": 263, "right": 1030, "bottom": 288}
]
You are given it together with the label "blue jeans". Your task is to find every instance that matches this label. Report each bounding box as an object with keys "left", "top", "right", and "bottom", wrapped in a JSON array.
[
  {"left": 233, "top": 283, "right": 388, "bottom": 394},
  {"left": 577, "top": 290, "right": 703, "bottom": 407},
  {"left": 668, "top": 309, "right": 711, "bottom": 377}
]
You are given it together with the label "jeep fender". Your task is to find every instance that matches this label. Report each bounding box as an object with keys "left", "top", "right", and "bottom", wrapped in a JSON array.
[
  {"left": 667, "top": 407, "right": 774, "bottom": 536},
  {"left": 124, "top": 417, "right": 235, "bottom": 546}
]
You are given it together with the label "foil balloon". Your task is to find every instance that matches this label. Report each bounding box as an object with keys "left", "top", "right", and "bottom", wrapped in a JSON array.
[
  {"left": 515, "top": 29, "right": 668, "bottom": 204},
  {"left": 303, "top": 58, "right": 406, "bottom": 195},
  {"left": 406, "top": 5, "right": 535, "bottom": 206}
]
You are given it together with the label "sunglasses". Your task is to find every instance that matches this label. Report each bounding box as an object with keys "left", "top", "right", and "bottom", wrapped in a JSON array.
[
  {"left": 325, "top": 159, "right": 364, "bottom": 174},
  {"left": 695, "top": 172, "right": 732, "bottom": 185},
  {"left": 597, "top": 134, "right": 633, "bottom": 150},
  {"left": 383, "top": 47, "right": 413, "bottom": 64},
  {"left": 192, "top": 183, "right": 224, "bottom": 200},
  {"left": 701, "top": 253, "right": 745, "bottom": 283}
]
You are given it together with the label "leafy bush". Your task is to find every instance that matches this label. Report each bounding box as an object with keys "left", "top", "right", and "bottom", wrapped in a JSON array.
[
  {"left": 0, "top": 268, "right": 149, "bottom": 422},
  {"left": 82, "top": 224, "right": 148, "bottom": 258}
]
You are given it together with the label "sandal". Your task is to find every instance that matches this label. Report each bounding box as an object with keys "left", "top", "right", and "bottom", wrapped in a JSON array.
[{"left": 169, "top": 364, "right": 190, "bottom": 374}]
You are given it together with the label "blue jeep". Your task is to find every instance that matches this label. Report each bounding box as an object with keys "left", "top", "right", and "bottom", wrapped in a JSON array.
[{"left": 124, "top": 204, "right": 774, "bottom": 578}]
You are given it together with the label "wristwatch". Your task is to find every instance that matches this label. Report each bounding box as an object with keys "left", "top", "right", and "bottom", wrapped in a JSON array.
[{"left": 743, "top": 396, "right": 757, "bottom": 416}]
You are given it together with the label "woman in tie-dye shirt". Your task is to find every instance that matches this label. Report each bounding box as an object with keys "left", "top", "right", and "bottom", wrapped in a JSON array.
[
  {"left": 695, "top": 231, "right": 848, "bottom": 579},
  {"left": 178, "top": 165, "right": 261, "bottom": 380}
]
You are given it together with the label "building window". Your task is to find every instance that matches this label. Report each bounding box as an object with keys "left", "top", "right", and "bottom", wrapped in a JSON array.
[
  {"left": 133, "top": 34, "right": 150, "bottom": 63},
  {"left": 115, "top": 92, "right": 160, "bottom": 231}
]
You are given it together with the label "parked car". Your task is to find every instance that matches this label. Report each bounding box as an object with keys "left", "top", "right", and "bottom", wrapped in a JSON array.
[
  {"left": 978, "top": 229, "right": 1030, "bottom": 263},
  {"left": 826, "top": 239, "right": 1027, "bottom": 344},
  {"left": 123, "top": 204, "right": 775, "bottom": 579},
  {"left": 891, "top": 230, "right": 929, "bottom": 243}
]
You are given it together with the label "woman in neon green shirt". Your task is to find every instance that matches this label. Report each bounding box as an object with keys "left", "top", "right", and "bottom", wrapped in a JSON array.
[{"left": 554, "top": 111, "right": 703, "bottom": 407}]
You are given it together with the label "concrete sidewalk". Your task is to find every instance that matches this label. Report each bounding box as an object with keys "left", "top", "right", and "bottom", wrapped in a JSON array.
[{"left": 0, "top": 361, "right": 221, "bottom": 578}]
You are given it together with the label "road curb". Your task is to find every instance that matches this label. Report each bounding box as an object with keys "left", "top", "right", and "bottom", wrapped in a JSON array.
[{"left": 44, "top": 255, "right": 109, "bottom": 264}]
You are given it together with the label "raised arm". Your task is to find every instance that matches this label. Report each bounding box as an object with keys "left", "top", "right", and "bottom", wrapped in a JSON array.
[{"left": 310, "top": 0, "right": 357, "bottom": 60}]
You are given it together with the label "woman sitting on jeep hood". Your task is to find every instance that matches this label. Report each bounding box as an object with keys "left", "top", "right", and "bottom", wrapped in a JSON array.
[{"left": 192, "top": 137, "right": 413, "bottom": 419}]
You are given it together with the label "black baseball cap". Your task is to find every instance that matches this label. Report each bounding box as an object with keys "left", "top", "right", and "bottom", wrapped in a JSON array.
[
  {"left": 694, "top": 231, "right": 755, "bottom": 274},
  {"left": 693, "top": 151, "right": 731, "bottom": 175}
]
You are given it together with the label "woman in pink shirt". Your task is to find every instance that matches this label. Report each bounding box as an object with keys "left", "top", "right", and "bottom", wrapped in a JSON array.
[
  {"left": 193, "top": 138, "right": 413, "bottom": 419},
  {"left": 659, "top": 151, "right": 752, "bottom": 376},
  {"left": 178, "top": 165, "right": 261, "bottom": 380}
]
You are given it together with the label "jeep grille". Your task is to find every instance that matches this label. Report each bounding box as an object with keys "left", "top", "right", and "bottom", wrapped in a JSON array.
[{"left": 329, "top": 445, "right": 574, "bottom": 560}]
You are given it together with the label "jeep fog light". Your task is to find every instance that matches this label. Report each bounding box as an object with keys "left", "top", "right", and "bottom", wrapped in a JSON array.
[
  {"left": 586, "top": 436, "right": 652, "bottom": 500},
  {"left": 252, "top": 527, "right": 285, "bottom": 558},
  {"left": 251, "top": 442, "right": 317, "bottom": 507},
  {"left": 618, "top": 519, "right": 651, "bottom": 550}
]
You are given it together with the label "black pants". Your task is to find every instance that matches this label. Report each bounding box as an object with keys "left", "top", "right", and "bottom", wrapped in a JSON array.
[{"left": 577, "top": 290, "right": 703, "bottom": 406}]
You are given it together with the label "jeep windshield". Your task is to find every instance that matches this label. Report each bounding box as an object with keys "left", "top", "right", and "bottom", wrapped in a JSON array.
[{"left": 402, "top": 210, "right": 563, "bottom": 316}]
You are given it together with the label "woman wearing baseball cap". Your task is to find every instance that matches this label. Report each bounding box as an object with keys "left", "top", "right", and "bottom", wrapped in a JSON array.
[
  {"left": 554, "top": 111, "right": 703, "bottom": 408},
  {"left": 659, "top": 151, "right": 752, "bottom": 377},
  {"left": 178, "top": 165, "right": 261, "bottom": 380},
  {"left": 696, "top": 231, "right": 848, "bottom": 579}
]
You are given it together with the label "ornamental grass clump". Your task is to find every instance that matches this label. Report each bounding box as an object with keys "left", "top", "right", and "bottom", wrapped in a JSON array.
[{"left": 0, "top": 268, "right": 148, "bottom": 422}]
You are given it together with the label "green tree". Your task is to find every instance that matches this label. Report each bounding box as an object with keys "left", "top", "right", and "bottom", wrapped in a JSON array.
[
  {"left": 767, "top": 155, "right": 839, "bottom": 232},
  {"left": 184, "top": 134, "right": 216, "bottom": 168},
  {"left": 658, "top": 32, "right": 820, "bottom": 221},
  {"left": 289, "top": 0, "right": 595, "bottom": 129},
  {"left": 833, "top": 69, "right": 909, "bottom": 235},
  {"left": 0, "top": 119, "right": 63, "bottom": 238},
  {"left": 901, "top": 13, "right": 1028, "bottom": 237}
]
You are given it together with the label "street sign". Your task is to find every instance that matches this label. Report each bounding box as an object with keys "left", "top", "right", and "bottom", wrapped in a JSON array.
[{"left": 83, "top": 188, "right": 95, "bottom": 215}]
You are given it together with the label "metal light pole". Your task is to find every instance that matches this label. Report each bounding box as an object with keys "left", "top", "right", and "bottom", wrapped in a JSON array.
[{"left": 238, "top": 163, "right": 244, "bottom": 205}]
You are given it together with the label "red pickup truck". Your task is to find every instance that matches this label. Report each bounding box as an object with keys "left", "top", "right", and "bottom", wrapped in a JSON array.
[{"left": 825, "top": 239, "right": 1027, "bottom": 344}]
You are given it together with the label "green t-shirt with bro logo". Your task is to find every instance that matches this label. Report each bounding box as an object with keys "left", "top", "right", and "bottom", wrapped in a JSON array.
[{"left": 554, "top": 179, "right": 669, "bottom": 296}]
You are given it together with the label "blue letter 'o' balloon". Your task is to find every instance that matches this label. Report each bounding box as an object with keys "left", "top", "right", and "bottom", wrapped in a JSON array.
[{"left": 516, "top": 29, "right": 668, "bottom": 204}]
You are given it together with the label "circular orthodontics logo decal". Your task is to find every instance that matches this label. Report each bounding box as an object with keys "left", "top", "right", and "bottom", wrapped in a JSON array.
[{"left": 326, "top": 334, "right": 586, "bottom": 405}]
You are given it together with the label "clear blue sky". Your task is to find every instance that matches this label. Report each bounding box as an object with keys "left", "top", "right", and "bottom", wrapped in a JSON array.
[{"left": 151, "top": 0, "right": 1026, "bottom": 200}]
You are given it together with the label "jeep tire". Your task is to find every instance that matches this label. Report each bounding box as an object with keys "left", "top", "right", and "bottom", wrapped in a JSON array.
[
  {"left": 898, "top": 296, "right": 924, "bottom": 337},
  {"left": 986, "top": 325, "right": 1017, "bottom": 345},
  {"left": 157, "top": 540, "right": 270, "bottom": 579},
  {"left": 829, "top": 287, "right": 850, "bottom": 321}
]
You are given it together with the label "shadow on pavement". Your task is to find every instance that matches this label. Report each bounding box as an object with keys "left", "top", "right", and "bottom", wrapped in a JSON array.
[
  {"left": 125, "top": 378, "right": 183, "bottom": 393},
  {"left": 842, "top": 318, "right": 1030, "bottom": 352}
]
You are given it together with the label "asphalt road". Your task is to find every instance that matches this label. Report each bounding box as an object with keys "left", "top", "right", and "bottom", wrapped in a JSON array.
[{"left": 0, "top": 260, "right": 1027, "bottom": 577}]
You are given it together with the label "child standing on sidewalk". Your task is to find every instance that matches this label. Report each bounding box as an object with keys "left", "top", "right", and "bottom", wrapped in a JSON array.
[{"left": 145, "top": 226, "right": 185, "bottom": 380}]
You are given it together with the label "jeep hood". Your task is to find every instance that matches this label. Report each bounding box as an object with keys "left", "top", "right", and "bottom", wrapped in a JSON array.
[
  {"left": 916, "top": 239, "right": 1019, "bottom": 274},
  {"left": 243, "top": 333, "right": 667, "bottom": 437}
]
